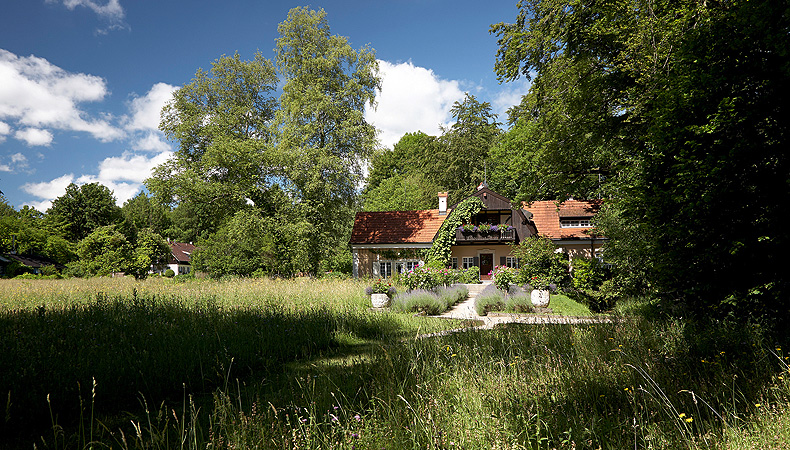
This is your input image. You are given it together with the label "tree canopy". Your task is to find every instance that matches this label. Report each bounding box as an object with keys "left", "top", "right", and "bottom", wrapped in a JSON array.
[{"left": 491, "top": 0, "right": 790, "bottom": 323}]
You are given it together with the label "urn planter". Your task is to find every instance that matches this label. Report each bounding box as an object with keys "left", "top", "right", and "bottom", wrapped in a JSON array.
[
  {"left": 370, "top": 293, "right": 391, "bottom": 308},
  {"left": 530, "top": 289, "right": 550, "bottom": 308}
]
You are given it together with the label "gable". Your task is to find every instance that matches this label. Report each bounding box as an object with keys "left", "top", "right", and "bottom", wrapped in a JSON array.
[{"left": 169, "top": 242, "right": 196, "bottom": 264}]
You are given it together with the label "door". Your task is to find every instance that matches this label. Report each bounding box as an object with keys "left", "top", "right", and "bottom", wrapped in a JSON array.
[{"left": 479, "top": 253, "right": 494, "bottom": 280}]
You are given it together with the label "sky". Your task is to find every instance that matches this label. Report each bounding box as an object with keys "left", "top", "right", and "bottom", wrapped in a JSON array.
[{"left": 0, "top": 0, "right": 530, "bottom": 211}]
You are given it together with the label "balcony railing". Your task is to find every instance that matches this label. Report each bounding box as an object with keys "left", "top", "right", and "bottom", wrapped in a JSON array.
[{"left": 455, "top": 228, "right": 516, "bottom": 242}]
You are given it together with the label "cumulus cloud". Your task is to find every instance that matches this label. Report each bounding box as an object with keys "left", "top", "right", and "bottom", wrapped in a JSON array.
[
  {"left": 365, "top": 60, "right": 466, "bottom": 149},
  {"left": 0, "top": 121, "right": 9, "bottom": 143},
  {"left": 124, "top": 82, "right": 177, "bottom": 152},
  {"left": 21, "top": 150, "right": 173, "bottom": 210},
  {"left": 0, "top": 49, "right": 124, "bottom": 144},
  {"left": 15, "top": 128, "right": 54, "bottom": 146}
]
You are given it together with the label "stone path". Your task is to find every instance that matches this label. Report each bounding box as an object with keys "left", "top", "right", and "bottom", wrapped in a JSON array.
[{"left": 416, "top": 283, "right": 618, "bottom": 338}]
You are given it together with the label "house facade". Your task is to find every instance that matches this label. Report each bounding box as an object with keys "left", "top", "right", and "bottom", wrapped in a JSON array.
[
  {"left": 152, "top": 242, "right": 196, "bottom": 275},
  {"left": 350, "top": 185, "right": 604, "bottom": 279}
]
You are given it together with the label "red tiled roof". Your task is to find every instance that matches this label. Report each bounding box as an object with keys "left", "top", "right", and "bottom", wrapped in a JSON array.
[
  {"left": 169, "top": 242, "right": 196, "bottom": 264},
  {"left": 350, "top": 209, "right": 448, "bottom": 244},
  {"left": 524, "top": 200, "right": 602, "bottom": 240}
]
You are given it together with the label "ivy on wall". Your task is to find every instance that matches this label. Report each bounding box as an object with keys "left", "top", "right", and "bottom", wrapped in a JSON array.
[
  {"left": 368, "top": 248, "right": 427, "bottom": 260},
  {"left": 425, "top": 196, "right": 484, "bottom": 267}
]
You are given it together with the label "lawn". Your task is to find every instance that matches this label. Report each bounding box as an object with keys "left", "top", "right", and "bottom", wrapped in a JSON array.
[{"left": 1, "top": 277, "right": 788, "bottom": 449}]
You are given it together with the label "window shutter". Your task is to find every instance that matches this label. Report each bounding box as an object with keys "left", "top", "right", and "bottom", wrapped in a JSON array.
[
  {"left": 500, "top": 256, "right": 506, "bottom": 266},
  {"left": 473, "top": 256, "right": 479, "bottom": 267},
  {"left": 373, "top": 261, "right": 380, "bottom": 277}
]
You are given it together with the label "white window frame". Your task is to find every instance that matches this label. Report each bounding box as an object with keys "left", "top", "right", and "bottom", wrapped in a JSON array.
[
  {"left": 505, "top": 257, "right": 519, "bottom": 269},
  {"left": 462, "top": 257, "right": 476, "bottom": 269},
  {"left": 560, "top": 218, "right": 591, "bottom": 228}
]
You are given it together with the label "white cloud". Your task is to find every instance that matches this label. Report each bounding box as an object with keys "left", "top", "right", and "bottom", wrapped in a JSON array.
[
  {"left": 46, "top": 0, "right": 128, "bottom": 33},
  {"left": 0, "top": 49, "right": 124, "bottom": 143},
  {"left": 124, "top": 82, "right": 177, "bottom": 152},
  {"left": 15, "top": 128, "right": 54, "bottom": 146},
  {"left": 365, "top": 60, "right": 466, "bottom": 149},
  {"left": 1, "top": 152, "right": 29, "bottom": 173},
  {"left": 21, "top": 150, "right": 173, "bottom": 210},
  {"left": 21, "top": 173, "right": 75, "bottom": 211},
  {"left": 0, "top": 120, "right": 9, "bottom": 143}
]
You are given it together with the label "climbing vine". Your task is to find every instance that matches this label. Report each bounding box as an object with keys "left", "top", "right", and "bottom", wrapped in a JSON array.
[{"left": 425, "top": 196, "right": 484, "bottom": 267}]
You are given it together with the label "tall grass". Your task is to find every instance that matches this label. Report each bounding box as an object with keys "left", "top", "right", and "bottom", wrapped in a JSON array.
[{"left": 2, "top": 278, "right": 788, "bottom": 449}]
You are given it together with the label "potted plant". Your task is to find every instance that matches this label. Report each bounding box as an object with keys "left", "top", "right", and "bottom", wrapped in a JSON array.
[
  {"left": 365, "top": 278, "right": 396, "bottom": 308},
  {"left": 527, "top": 275, "right": 553, "bottom": 307}
]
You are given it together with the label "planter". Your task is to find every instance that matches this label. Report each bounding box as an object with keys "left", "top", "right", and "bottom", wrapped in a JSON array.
[
  {"left": 530, "top": 289, "right": 550, "bottom": 308},
  {"left": 370, "top": 293, "right": 391, "bottom": 308}
]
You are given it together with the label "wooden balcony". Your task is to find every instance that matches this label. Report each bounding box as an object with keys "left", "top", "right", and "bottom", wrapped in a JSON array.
[{"left": 455, "top": 228, "right": 516, "bottom": 243}]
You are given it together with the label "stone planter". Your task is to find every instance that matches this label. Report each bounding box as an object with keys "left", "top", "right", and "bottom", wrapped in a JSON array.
[
  {"left": 370, "top": 293, "right": 391, "bottom": 308},
  {"left": 530, "top": 289, "right": 550, "bottom": 308}
]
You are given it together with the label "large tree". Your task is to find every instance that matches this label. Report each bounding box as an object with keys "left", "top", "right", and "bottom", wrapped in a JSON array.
[
  {"left": 48, "top": 183, "right": 123, "bottom": 242},
  {"left": 275, "top": 6, "right": 380, "bottom": 274},
  {"left": 492, "top": 0, "right": 790, "bottom": 322},
  {"left": 148, "top": 52, "right": 279, "bottom": 239}
]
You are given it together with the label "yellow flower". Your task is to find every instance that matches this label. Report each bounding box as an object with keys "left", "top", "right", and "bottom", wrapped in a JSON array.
[
  {"left": 755, "top": 403, "right": 762, "bottom": 408},
  {"left": 678, "top": 413, "right": 686, "bottom": 418},
  {"left": 685, "top": 417, "right": 693, "bottom": 423}
]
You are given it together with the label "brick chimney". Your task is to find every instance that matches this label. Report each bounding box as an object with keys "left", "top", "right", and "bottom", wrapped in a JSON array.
[{"left": 438, "top": 192, "right": 448, "bottom": 215}]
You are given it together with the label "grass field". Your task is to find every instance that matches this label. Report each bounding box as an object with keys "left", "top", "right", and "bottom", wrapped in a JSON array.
[{"left": 1, "top": 277, "right": 788, "bottom": 449}]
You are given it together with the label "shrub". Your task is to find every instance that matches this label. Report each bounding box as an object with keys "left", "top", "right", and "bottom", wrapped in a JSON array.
[
  {"left": 436, "top": 284, "right": 468, "bottom": 309},
  {"left": 492, "top": 265, "right": 517, "bottom": 291},
  {"left": 392, "top": 290, "right": 443, "bottom": 315},
  {"left": 164, "top": 268, "right": 175, "bottom": 278},
  {"left": 505, "top": 287, "right": 533, "bottom": 313},
  {"left": 475, "top": 283, "right": 505, "bottom": 316}
]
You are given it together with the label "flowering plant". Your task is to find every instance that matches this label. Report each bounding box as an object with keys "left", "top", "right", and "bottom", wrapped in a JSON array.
[
  {"left": 365, "top": 279, "right": 396, "bottom": 297},
  {"left": 477, "top": 223, "right": 493, "bottom": 233},
  {"left": 527, "top": 275, "right": 555, "bottom": 291},
  {"left": 492, "top": 265, "right": 517, "bottom": 292},
  {"left": 498, "top": 224, "right": 514, "bottom": 232},
  {"left": 458, "top": 224, "right": 477, "bottom": 233}
]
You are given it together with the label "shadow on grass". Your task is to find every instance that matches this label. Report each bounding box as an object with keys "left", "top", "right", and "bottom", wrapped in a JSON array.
[{"left": 0, "top": 290, "right": 406, "bottom": 446}]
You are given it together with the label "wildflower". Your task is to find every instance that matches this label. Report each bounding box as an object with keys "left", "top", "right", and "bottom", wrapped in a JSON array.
[
  {"left": 685, "top": 417, "right": 693, "bottom": 423},
  {"left": 354, "top": 414, "right": 361, "bottom": 422},
  {"left": 330, "top": 413, "right": 338, "bottom": 422},
  {"left": 755, "top": 403, "right": 762, "bottom": 408},
  {"left": 678, "top": 413, "right": 686, "bottom": 418}
]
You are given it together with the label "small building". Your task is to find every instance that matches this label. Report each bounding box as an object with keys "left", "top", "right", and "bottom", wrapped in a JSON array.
[
  {"left": 350, "top": 185, "right": 604, "bottom": 279},
  {"left": 0, "top": 253, "right": 65, "bottom": 276},
  {"left": 153, "top": 242, "right": 196, "bottom": 275}
]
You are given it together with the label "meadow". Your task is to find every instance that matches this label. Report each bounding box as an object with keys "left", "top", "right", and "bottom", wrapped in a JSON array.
[{"left": 1, "top": 277, "right": 788, "bottom": 449}]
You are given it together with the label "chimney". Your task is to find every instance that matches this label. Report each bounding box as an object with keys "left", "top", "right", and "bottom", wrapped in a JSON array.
[{"left": 438, "top": 192, "right": 448, "bottom": 215}]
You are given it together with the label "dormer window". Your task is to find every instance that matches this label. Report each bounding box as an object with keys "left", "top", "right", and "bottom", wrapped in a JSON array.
[{"left": 560, "top": 218, "right": 591, "bottom": 228}]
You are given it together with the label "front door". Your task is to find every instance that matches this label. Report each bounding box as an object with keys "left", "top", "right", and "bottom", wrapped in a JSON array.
[{"left": 479, "top": 253, "right": 494, "bottom": 280}]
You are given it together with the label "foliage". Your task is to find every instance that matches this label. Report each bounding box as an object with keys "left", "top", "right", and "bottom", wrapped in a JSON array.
[
  {"left": 362, "top": 172, "right": 443, "bottom": 212},
  {"left": 275, "top": 7, "right": 380, "bottom": 275},
  {"left": 365, "top": 278, "right": 396, "bottom": 297},
  {"left": 402, "top": 265, "right": 480, "bottom": 291},
  {"left": 48, "top": 183, "right": 124, "bottom": 242},
  {"left": 121, "top": 192, "right": 171, "bottom": 237},
  {"left": 571, "top": 257, "right": 609, "bottom": 291},
  {"left": 391, "top": 284, "right": 468, "bottom": 315},
  {"left": 511, "top": 235, "right": 569, "bottom": 287},
  {"left": 150, "top": 52, "right": 279, "bottom": 239},
  {"left": 424, "top": 196, "right": 484, "bottom": 266},
  {"left": 491, "top": 265, "right": 516, "bottom": 292},
  {"left": 192, "top": 209, "right": 276, "bottom": 278},
  {"left": 492, "top": 0, "right": 790, "bottom": 324},
  {"left": 163, "top": 268, "right": 175, "bottom": 278},
  {"left": 126, "top": 228, "right": 170, "bottom": 280},
  {"left": 474, "top": 283, "right": 505, "bottom": 316},
  {"left": 75, "top": 225, "right": 134, "bottom": 276},
  {"left": 504, "top": 289, "right": 534, "bottom": 313}
]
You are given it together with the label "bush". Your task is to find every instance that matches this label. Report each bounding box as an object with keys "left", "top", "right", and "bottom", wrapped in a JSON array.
[
  {"left": 403, "top": 266, "right": 480, "bottom": 291},
  {"left": 164, "top": 268, "right": 175, "bottom": 278},
  {"left": 475, "top": 283, "right": 505, "bottom": 316},
  {"left": 505, "top": 290, "right": 534, "bottom": 313},
  {"left": 492, "top": 265, "right": 517, "bottom": 291},
  {"left": 391, "top": 284, "right": 468, "bottom": 315}
]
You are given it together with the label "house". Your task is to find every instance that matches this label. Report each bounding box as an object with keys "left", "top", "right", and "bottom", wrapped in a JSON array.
[
  {"left": 153, "top": 242, "right": 196, "bottom": 275},
  {"left": 0, "top": 253, "right": 65, "bottom": 276},
  {"left": 350, "top": 184, "right": 604, "bottom": 279}
]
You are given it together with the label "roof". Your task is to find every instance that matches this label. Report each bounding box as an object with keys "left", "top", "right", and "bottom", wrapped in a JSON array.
[
  {"left": 523, "top": 200, "right": 603, "bottom": 240},
  {"left": 350, "top": 209, "right": 448, "bottom": 245},
  {"left": 0, "top": 253, "right": 65, "bottom": 269},
  {"left": 168, "top": 242, "right": 196, "bottom": 264}
]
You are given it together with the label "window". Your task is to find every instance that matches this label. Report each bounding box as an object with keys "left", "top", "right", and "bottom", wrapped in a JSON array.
[
  {"left": 379, "top": 261, "right": 392, "bottom": 278},
  {"left": 451, "top": 258, "right": 458, "bottom": 269},
  {"left": 462, "top": 257, "right": 476, "bottom": 269},
  {"left": 380, "top": 260, "right": 419, "bottom": 278},
  {"left": 505, "top": 257, "right": 519, "bottom": 269},
  {"left": 560, "top": 218, "right": 591, "bottom": 228}
]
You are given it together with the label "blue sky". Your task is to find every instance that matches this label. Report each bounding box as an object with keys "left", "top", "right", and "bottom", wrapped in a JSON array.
[{"left": 0, "top": 0, "right": 529, "bottom": 210}]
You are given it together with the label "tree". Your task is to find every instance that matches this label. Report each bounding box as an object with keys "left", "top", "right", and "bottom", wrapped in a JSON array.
[
  {"left": 48, "top": 183, "right": 123, "bottom": 242},
  {"left": 363, "top": 172, "right": 443, "bottom": 212},
  {"left": 148, "top": 52, "right": 280, "bottom": 238},
  {"left": 122, "top": 192, "right": 171, "bottom": 237},
  {"left": 192, "top": 209, "right": 276, "bottom": 278},
  {"left": 275, "top": 6, "right": 380, "bottom": 274},
  {"left": 438, "top": 93, "right": 502, "bottom": 202},
  {"left": 127, "top": 228, "right": 170, "bottom": 279},
  {"left": 73, "top": 225, "right": 134, "bottom": 276},
  {"left": 492, "top": 0, "right": 790, "bottom": 323}
]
